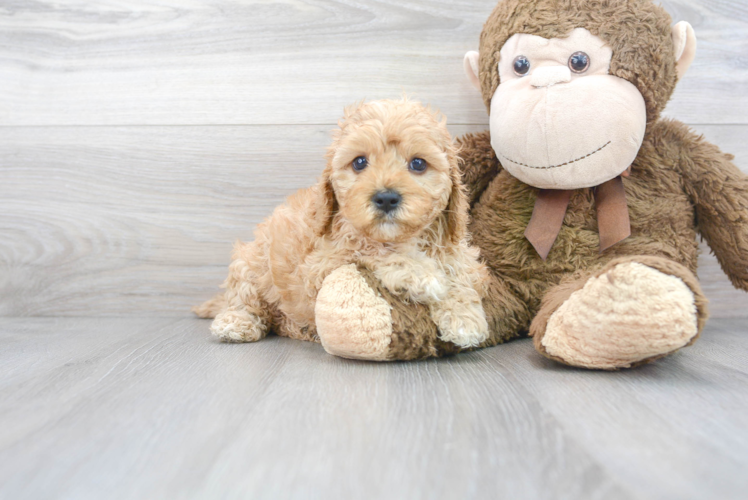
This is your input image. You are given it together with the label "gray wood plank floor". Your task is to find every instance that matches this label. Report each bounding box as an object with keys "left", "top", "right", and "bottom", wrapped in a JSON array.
[{"left": 1, "top": 317, "right": 746, "bottom": 500}]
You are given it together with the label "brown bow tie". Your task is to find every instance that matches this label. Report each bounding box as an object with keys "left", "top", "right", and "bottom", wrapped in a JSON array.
[{"left": 524, "top": 176, "right": 631, "bottom": 260}]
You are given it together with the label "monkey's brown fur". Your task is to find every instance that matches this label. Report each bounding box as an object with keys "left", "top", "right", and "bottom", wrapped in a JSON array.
[{"left": 329, "top": 0, "right": 748, "bottom": 366}]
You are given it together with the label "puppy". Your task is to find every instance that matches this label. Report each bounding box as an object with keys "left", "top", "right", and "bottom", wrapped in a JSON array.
[{"left": 195, "top": 98, "right": 489, "bottom": 349}]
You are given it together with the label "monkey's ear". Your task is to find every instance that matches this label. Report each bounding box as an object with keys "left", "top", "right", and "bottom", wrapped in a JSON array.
[
  {"left": 672, "top": 21, "right": 697, "bottom": 80},
  {"left": 463, "top": 51, "right": 481, "bottom": 91}
]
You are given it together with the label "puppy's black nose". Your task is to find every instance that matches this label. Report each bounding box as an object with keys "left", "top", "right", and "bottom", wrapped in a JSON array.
[{"left": 372, "top": 190, "right": 402, "bottom": 214}]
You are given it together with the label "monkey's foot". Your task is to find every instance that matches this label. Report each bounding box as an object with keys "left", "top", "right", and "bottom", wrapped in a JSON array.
[
  {"left": 534, "top": 261, "right": 700, "bottom": 370},
  {"left": 315, "top": 264, "right": 393, "bottom": 361}
]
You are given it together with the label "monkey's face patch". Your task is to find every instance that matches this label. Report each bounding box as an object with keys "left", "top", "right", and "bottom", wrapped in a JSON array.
[{"left": 489, "top": 28, "right": 647, "bottom": 190}]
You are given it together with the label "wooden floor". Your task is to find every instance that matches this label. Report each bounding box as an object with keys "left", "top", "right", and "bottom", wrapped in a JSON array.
[{"left": 1, "top": 317, "right": 747, "bottom": 499}]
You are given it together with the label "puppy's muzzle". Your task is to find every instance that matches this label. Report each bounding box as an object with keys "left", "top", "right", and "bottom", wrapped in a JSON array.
[{"left": 372, "top": 190, "right": 402, "bottom": 215}]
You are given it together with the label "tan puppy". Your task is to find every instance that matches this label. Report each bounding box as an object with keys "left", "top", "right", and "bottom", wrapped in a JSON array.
[{"left": 195, "top": 99, "right": 489, "bottom": 350}]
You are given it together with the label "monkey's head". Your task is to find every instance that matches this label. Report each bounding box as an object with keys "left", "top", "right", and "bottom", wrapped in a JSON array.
[{"left": 464, "top": 0, "right": 697, "bottom": 190}]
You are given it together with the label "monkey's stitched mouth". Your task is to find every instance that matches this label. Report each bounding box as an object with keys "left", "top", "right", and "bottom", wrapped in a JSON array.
[{"left": 499, "top": 141, "right": 611, "bottom": 170}]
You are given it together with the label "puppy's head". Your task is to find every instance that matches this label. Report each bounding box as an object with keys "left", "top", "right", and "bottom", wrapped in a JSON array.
[{"left": 315, "top": 98, "right": 467, "bottom": 245}]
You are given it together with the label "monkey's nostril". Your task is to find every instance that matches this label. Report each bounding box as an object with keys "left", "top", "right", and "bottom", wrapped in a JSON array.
[{"left": 372, "top": 190, "right": 402, "bottom": 214}]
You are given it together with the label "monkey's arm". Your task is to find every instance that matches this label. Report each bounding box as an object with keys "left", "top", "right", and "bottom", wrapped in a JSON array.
[
  {"left": 456, "top": 131, "right": 503, "bottom": 205},
  {"left": 671, "top": 120, "right": 748, "bottom": 290}
]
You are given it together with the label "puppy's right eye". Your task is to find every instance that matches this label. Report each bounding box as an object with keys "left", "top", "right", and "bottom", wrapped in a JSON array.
[
  {"left": 409, "top": 158, "right": 427, "bottom": 173},
  {"left": 352, "top": 156, "right": 368, "bottom": 171}
]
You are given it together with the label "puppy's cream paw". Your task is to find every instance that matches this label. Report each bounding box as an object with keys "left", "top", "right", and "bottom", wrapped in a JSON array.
[
  {"left": 372, "top": 259, "right": 448, "bottom": 303},
  {"left": 421, "top": 276, "right": 448, "bottom": 302},
  {"left": 433, "top": 301, "right": 489, "bottom": 348},
  {"left": 211, "top": 310, "right": 268, "bottom": 343}
]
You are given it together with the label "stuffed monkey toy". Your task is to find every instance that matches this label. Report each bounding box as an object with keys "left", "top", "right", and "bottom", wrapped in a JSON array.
[{"left": 316, "top": 0, "right": 748, "bottom": 368}]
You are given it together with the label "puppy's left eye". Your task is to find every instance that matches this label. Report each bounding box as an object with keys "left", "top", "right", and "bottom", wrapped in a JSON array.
[
  {"left": 352, "top": 156, "right": 368, "bottom": 171},
  {"left": 409, "top": 158, "right": 427, "bottom": 173}
]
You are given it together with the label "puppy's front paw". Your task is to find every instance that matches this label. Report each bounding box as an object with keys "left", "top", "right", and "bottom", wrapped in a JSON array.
[
  {"left": 432, "top": 301, "right": 489, "bottom": 349},
  {"left": 211, "top": 310, "right": 268, "bottom": 343},
  {"left": 372, "top": 259, "right": 448, "bottom": 303},
  {"left": 421, "top": 275, "right": 448, "bottom": 302}
]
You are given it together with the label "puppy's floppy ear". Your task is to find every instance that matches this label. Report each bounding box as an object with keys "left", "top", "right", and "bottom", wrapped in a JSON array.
[
  {"left": 444, "top": 146, "right": 469, "bottom": 245},
  {"left": 312, "top": 164, "right": 338, "bottom": 237}
]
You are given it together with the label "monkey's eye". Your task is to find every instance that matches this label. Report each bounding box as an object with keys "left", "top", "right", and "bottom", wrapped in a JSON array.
[
  {"left": 409, "top": 158, "right": 427, "bottom": 173},
  {"left": 569, "top": 52, "right": 590, "bottom": 73},
  {"left": 352, "top": 156, "right": 368, "bottom": 171},
  {"left": 513, "top": 56, "right": 530, "bottom": 76}
]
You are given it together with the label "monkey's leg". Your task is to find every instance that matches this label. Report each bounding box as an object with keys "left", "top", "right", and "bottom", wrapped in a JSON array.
[
  {"left": 315, "top": 265, "right": 530, "bottom": 361},
  {"left": 210, "top": 251, "right": 273, "bottom": 343},
  {"left": 479, "top": 272, "right": 533, "bottom": 348},
  {"left": 530, "top": 256, "right": 709, "bottom": 370}
]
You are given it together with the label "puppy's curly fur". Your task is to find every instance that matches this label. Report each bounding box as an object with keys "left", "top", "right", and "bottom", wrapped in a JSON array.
[{"left": 194, "top": 99, "right": 489, "bottom": 348}]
